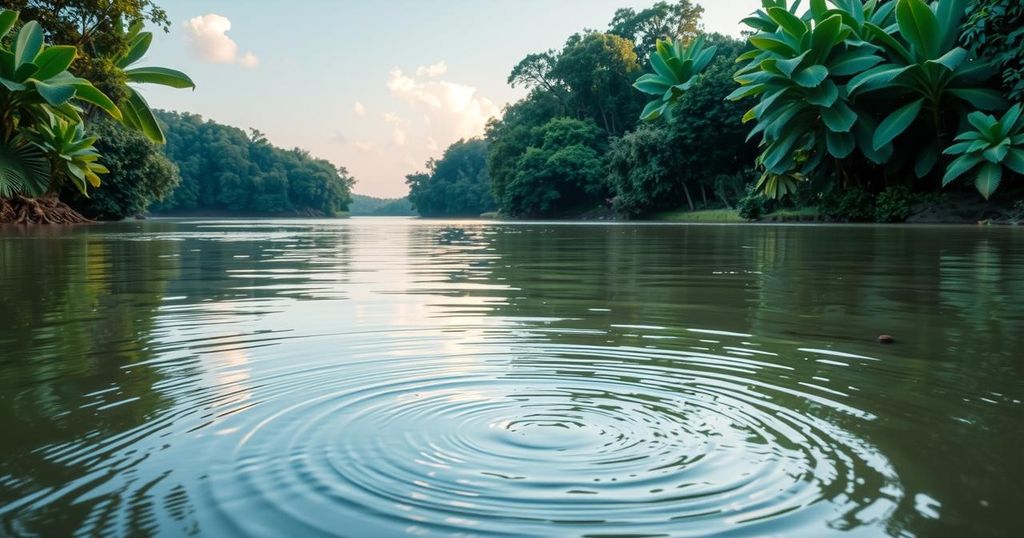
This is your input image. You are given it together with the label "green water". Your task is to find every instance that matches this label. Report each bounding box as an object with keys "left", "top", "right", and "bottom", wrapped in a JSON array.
[{"left": 1, "top": 219, "right": 1021, "bottom": 537}]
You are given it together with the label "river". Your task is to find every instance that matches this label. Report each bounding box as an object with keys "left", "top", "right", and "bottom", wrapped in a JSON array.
[{"left": 1, "top": 218, "right": 1021, "bottom": 537}]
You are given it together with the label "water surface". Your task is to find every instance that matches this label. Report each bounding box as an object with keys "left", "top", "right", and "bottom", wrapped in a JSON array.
[{"left": 1, "top": 219, "right": 1022, "bottom": 537}]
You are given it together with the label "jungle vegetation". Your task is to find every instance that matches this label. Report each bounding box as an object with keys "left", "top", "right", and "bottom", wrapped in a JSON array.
[{"left": 415, "top": 0, "right": 1022, "bottom": 222}]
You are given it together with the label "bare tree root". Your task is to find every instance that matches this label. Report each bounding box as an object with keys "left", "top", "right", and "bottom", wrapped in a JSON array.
[{"left": 0, "top": 196, "right": 91, "bottom": 224}]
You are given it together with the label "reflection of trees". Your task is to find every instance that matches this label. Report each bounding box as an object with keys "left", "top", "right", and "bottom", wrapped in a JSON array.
[{"left": 0, "top": 226, "right": 182, "bottom": 535}]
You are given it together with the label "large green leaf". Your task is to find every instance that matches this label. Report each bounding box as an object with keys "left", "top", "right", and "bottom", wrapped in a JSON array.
[
  {"left": 767, "top": 7, "right": 808, "bottom": 37},
  {"left": 810, "top": 15, "right": 844, "bottom": 62},
  {"left": 125, "top": 67, "right": 196, "bottom": 89},
  {"left": 0, "top": 10, "right": 17, "bottom": 41},
  {"left": 826, "top": 130, "right": 856, "bottom": 158},
  {"left": 1004, "top": 149, "right": 1024, "bottom": 175},
  {"left": 873, "top": 98, "right": 924, "bottom": 149},
  {"left": 124, "top": 89, "right": 166, "bottom": 143},
  {"left": 117, "top": 32, "right": 153, "bottom": 69},
  {"left": 72, "top": 83, "right": 122, "bottom": 119},
  {"left": 943, "top": 153, "right": 983, "bottom": 185},
  {"left": 806, "top": 80, "right": 839, "bottom": 107},
  {"left": 915, "top": 141, "right": 940, "bottom": 178},
  {"left": 895, "top": 0, "right": 940, "bottom": 59},
  {"left": 822, "top": 100, "right": 858, "bottom": 132},
  {"left": 974, "top": 162, "right": 1002, "bottom": 199},
  {"left": 32, "top": 79, "right": 77, "bottom": 106},
  {"left": 947, "top": 88, "right": 1009, "bottom": 111},
  {"left": 14, "top": 21, "right": 43, "bottom": 68},
  {"left": 793, "top": 65, "right": 829, "bottom": 88},
  {"left": 32, "top": 46, "right": 77, "bottom": 81},
  {"left": 634, "top": 74, "right": 672, "bottom": 95}
]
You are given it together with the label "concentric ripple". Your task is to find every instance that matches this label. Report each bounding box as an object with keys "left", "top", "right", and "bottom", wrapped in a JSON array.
[{"left": 201, "top": 340, "right": 902, "bottom": 537}]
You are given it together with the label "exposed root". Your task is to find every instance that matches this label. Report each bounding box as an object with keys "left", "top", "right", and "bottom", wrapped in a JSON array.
[{"left": 0, "top": 196, "right": 91, "bottom": 225}]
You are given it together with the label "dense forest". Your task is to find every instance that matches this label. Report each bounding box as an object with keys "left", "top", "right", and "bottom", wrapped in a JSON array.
[
  {"left": 410, "top": 0, "right": 1024, "bottom": 222},
  {"left": 150, "top": 112, "right": 354, "bottom": 217},
  {"left": 406, "top": 139, "right": 496, "bottom": 217}
]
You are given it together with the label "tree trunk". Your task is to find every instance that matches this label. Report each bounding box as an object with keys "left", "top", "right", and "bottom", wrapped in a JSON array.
[{"left": 681, "top": 183, "right": 696, "bottom": 212}]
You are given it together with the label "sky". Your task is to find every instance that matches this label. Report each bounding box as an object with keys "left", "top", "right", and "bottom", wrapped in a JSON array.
[{"left": 142, "top": 1, "right": 762, "bottom": 198}]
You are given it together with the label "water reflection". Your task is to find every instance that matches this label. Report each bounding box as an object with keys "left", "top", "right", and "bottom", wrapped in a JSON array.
[{"left": 1, "top": 219, "right": 1021, "bottom": 537}]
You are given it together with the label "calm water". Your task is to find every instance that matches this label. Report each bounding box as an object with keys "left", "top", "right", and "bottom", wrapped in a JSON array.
[{"left": 1, "top": 219, "right": 1022, "bottom": 537}]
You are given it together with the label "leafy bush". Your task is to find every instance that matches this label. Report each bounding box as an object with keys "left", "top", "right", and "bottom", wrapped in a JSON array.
[
  {"left": 820, "top": 188, "right": 875, "bottom": 222},
  {"left": 63, "top": 120, "right": 179, "bottom": 220},
  {"left": 962, "top": 0, "right": 1024, "bottom": 102},
  {"left": 942, "top": 104, "right": 1024, "bottom": 198},
  {"left": 875, "top": 185, "right": 918, "bottom": 223},
  {"left": 738, "top": 188, "right": 771, "bottom": 220}
]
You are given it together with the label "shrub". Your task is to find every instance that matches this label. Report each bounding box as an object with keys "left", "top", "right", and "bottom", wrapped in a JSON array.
[
  {"left": 738, "top": 188, "right": 770, "bottom": 220},
  {"left": 875, "top": 185, "right": 918, "bottom": 223},
  {"left": 820, "top": 188, "right": 875, "bottom": 222}
]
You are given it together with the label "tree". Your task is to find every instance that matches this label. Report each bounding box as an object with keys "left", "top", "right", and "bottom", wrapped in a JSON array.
[
  {"left": 609, "top": 1, "right": 704, "bottom": 53},
  {"left": 407, "top": 138, "right": 496, "bottom": 217},
  {"left": 494, "top": 117, "right": 609, "bottom": 218},
  {"left": 62, "top": 118, "right": 179, "bottom": 220},
  {"left": 614, "top": 34, "right": 753, "bottom": 216},
  {"left": 551, "top": 32, "right": 643, "bottom": 136}
]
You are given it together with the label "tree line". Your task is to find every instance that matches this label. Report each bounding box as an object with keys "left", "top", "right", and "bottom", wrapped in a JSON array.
[{"left": 408, "top": 0, "right": 1024, "bottom": 223}]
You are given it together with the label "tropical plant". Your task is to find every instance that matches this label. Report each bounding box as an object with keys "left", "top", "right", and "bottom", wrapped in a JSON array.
[
  {"left": 634, "top": 36, "right": 718, "bottom": 121},
  {"left": 848, "top": 0, "right": 1007, "bottom": 178},
  {"left": 26, "top": 117, "right": 109, "bottom": 195},
  {"left": 0, "top": 13, "right": 121, "bottom": 135},
  {"left": 728, "top": 0, "right": 894, "bottom": 190},
  {"left": 104, "top": 21, "right": 195, "bottom": 143},
  {"left": 1, "top": 10, "right": 120, "bottom": 198},
  {"left": 942, "top": 103, "right": 1024, "bottom": 198}
]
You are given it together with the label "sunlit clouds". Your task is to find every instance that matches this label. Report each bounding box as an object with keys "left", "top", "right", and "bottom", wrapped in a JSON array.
[
  {"left": 183, "top": 14, "right": 259, "bottom": 68},
  {"left": 354, "top": 101, "right": 367, "bottom": 117}
]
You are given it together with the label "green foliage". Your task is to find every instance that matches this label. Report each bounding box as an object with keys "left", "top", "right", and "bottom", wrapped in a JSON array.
[
  {"left": 406, "top": 138, "right": 496, "bottom": 217},
  {"left": 634, "top": 37, "right": 718, "bottom": 121},
  {"left": 349, "top": 195, "right": 416, "bottom": 216},
  {"left": 154, "top": 111, "right": 354, "bottom": 216},
  {"left": 875, "top": 185, "right": 918, "bottom": 222},
  {"left": 612, "top": 35, "right": 753, "bottom": 217},
  {"left": 489, "top": 117, "right": 608, "bottom": 218},
  {"left": 63, "top": 119, "right": 178, "bottom": 220},
  {"left": 723, "top": 0, "right": 1013, "bottom": 201},
  {"left": 738, "top": 189, "right": 770, "bottom": 220},
  {"left": 820, "top": 187, "right": 875, "bottom": 222},
  {"left": 609, "top": 1, "right": 704, "bottom": 53},
  {"left": 961, "top": 0, "right": 1024, "bottom": 102},
  {"left": 26, "top": 117, "right": 109, "bottom": 195},
  {"left": 105, "top": 21, "right": 194, "bottom": 143},
  {"left": 942, "top": 103, "right": 1024, "bottom": 198},
  {"left": 0, "top": 136, "right": 49, "bottom": 197},
  {"left": 730, "top": 0, "right": 895, "bottom": 185}
]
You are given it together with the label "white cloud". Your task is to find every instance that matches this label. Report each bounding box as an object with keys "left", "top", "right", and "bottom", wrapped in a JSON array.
[
  {"left": 383, "top": 113, "right": 408, "bottom": 147},
  {"left": 416, "top": 61, "right": 448, "bottom": 78},
  {"left": 386, "top": 68, "right": 500, "bottom": 142},
  {"left": 354, "top": 102, "right": 366, "bottom": 117},
  {"left": 183, "top": 14, "right": 259, "bottom": 68}
]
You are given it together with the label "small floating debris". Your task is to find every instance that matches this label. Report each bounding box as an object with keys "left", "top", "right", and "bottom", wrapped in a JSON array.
[{"left": 877, "top": 335, "right": 895, "bottom": 344}]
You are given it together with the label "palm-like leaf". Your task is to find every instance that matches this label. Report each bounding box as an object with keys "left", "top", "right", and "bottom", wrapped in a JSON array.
[{"left": 634, "top": 37, "right": 718, "bottom": 121}]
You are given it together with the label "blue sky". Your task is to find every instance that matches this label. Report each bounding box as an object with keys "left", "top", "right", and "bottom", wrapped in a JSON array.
[{"left": 142, "top": 1, "right": 761, "bottom": 197}]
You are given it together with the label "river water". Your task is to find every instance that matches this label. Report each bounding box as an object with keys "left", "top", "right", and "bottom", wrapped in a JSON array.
[{"left": 1, "top": 218, "right": 1021, "bottom": 537}]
